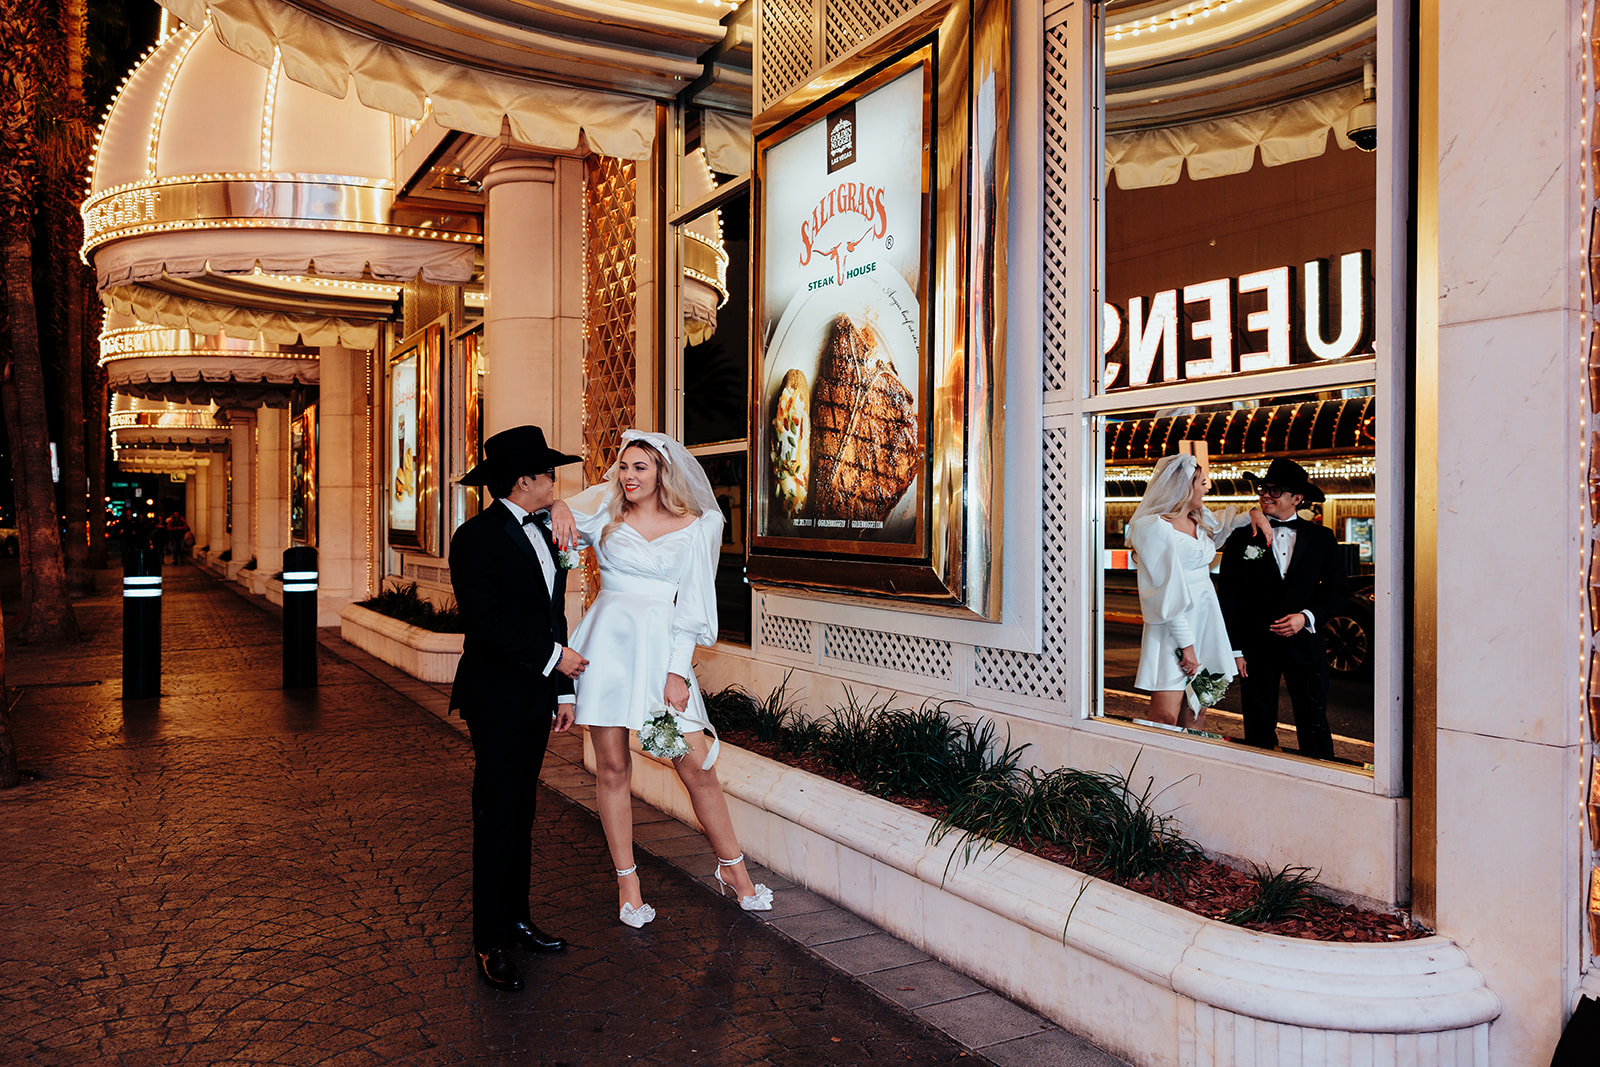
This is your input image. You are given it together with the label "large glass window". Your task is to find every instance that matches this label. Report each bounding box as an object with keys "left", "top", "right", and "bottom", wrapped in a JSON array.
[
  {"left": 1090, "top": 1, "right": 1394, "bottom": 779},
  {"left": 675, "top": 113, "right": 752, "bottom": 644}
]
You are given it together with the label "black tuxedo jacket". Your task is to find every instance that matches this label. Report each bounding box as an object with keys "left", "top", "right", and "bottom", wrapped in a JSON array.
[
  {"left": 1217, "top": 519, "right": 1349, "bottom": 667},
  {"left": 448, "top": 499, "right": 572, "bottom": 721}
]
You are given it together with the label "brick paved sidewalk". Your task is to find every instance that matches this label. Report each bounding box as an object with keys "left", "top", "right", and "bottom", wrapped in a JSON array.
[{"left": 0, "top": 563, "right": 1127, "bottom": 1066}]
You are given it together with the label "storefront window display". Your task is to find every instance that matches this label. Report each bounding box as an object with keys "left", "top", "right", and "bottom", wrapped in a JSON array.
[
  {"left": 1088, "top": 0, "right": 1401, "bottom": 783},
  {"left": 387, "top": 318, "right": 443, "bottom": 555},
  {"left": 289, "top": 400, "right": 318, "bottom": 546},
  {"left": 677, "top": 114, "right": 753, "bottom": 644}
]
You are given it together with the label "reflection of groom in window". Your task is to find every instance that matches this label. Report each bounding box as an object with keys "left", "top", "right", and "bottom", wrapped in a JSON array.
[{"left": 1217, "top": 458, "right": 1349, "bottom": 760}]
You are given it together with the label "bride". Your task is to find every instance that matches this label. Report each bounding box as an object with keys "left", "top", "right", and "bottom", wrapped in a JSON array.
[{"left": 549, "top": 430, "right": 772, "bottom": 927}]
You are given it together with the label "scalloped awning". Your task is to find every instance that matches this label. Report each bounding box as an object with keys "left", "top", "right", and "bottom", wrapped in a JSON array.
[
  {"left": 105, "top": 283, "right": 379, "bottom": 348},
  {"left": 157, "top": 0, "right": 676, "bottom": 160},
  {"left": 1106, "top": 83, "right": 1364, "bottom": 190}
]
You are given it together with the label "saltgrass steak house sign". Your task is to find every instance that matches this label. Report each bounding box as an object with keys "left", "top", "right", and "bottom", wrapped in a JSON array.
[{"left": 756, "top": 63, "right": 930, "bottom": 558}]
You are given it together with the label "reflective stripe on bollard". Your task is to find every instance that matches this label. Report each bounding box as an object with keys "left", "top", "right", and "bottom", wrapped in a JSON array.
[
  {"left": 282, "top": 547, "right": 318, "bottom": 689},
  {"left": 123, "top": 547, "right": 162, "bottom": 699}
]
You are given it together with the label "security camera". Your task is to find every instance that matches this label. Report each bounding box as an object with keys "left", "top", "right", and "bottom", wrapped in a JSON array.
[
  {"left": 1346, "top": 57, "right": 1377, "bottom": 153},
  {"left": 1346, "top": 99, "right": 1377, "bottom": 152}
]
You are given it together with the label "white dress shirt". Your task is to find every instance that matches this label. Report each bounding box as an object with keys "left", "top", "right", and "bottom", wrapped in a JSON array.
[
  {"left": 502, "top": 499, "right": 574, "bottom": 701},
  {"left": 1270, "top": 519, "right": 1316, "bottom": 633}
]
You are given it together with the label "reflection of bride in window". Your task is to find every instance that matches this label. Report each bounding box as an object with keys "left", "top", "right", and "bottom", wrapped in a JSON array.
[
  {"left": 1126, "top": 454, "right": 1267, "bottom": 727},
  {"left": 393, "top": 413, "right": 415, "bottom": 502}
]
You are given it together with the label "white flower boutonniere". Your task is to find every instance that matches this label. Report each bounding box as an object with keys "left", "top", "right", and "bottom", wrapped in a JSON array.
[
  {"left": 556, "top": 546, "right": 582, "bottom": 570},
  {"left": 1242, "top": 544, "right": 1266, "bottom": 561},
  {"left": 639, "top": 703, "right": 691, "bottom": 760}
]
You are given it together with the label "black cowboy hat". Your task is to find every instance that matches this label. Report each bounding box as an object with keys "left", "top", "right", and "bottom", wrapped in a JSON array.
[
  {"left": 1242, "top": 456, "right": 1326, "bottom": 504},
  {"left": 459, "top": 425, "right": 581, "bottom": 486}
]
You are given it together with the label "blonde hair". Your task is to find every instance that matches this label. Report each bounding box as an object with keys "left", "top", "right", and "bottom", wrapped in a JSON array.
[{"left": 599, "top": 440, "right": 703, "bottom": 545}]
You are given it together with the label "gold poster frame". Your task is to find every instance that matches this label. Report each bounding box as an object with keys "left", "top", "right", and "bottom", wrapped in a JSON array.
[
  {"left": 387, "top": 318, "right": 445, "bottom": 555},
  {"left": 289, "top": 402, "right": 318, "bottom": 546},
  {"left": 745, "top": 0, "right": 1009, "bottom": 618}
]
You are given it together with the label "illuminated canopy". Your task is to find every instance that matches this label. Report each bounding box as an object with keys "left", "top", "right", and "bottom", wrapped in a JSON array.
[{"left": 83, "top": 23, "right": 470, "bottom": 346}]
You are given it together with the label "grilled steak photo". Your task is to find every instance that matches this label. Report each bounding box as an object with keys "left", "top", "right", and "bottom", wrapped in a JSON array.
[{"left": 810, "top": 314, "right": 921, "bottom": 521}]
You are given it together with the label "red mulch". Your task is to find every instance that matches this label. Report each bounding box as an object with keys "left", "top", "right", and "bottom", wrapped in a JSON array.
[{"left": 723, "top": 730, "right": 1428, "bottom": 944}]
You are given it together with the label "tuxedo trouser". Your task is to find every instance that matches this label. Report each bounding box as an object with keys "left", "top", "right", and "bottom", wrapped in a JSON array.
[
  {"left": 1238, "top": 651, "right": 1336, "bottom": 760},
  {"left": 466, "top": 714, "right": 551, "bottom": 950}
]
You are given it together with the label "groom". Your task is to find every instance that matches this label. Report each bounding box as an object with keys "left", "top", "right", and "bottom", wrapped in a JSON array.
[
  {"left": 450, "top": 425, "right": 588, "bottom": 991},
  {"left": 1217, "top": 457, "right": 1349, "bottom": 760}
]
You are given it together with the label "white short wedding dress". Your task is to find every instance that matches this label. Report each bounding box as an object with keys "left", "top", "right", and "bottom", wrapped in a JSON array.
[
  {"left": 1127, "top": 509, "right": 1248, "bottom": 693},
  {"left": 564, "top": 484, "right": 723, "bottom": 741}
]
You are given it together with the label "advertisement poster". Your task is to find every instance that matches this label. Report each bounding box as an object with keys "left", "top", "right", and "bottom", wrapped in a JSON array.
[
  {"left": 389, "top": 350, "right": 419, "bottom": 536},
  {"left": 755, "top": 58, "right": 931, "bottom": 556},
  {"left": 289, "top": 405, "right": 317, "bottom": 545}
]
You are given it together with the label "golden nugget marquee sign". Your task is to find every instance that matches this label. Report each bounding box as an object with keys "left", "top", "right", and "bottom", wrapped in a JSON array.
[
  {"left": 1104, "top": 249, "right": 1373, "bottom": 390},
  {"left": 83, "top": 187, "right": 161, "bottom": 240}
]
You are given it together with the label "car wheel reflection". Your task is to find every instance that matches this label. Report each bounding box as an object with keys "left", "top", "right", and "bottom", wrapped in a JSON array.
[{"left": 1324, "top": 610, "right": 1371, "bottom": 676}]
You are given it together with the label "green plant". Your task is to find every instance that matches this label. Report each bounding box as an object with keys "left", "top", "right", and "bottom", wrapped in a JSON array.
[
  {"left": 219, "top": 549, "right": 231, "bottom": 562},
  {"left": 358, "top": 582, "right": 464, "bottom": 633},
  {"left": 816, "top": 688, "right": 896, "bottom": 782},
  {"left": 703, "top": 684, "right": 762, "bottom": 733},
  {"left": 1225, "top": 863, "right": 1323, "bottom": 926}
]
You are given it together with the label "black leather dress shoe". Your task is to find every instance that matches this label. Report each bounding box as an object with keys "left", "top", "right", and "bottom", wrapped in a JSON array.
[
  {"left": 510, "top": 920, "right": 567, "bottom": 953},
  {"left": 476, "top": 947, "right": 523, "bottom": 991}
]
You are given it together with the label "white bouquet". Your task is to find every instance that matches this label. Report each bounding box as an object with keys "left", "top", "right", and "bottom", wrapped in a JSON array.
[
  {"left": 1177, "top": 649, "right": 1230, "bottom": 716},
  {"left": 639, "top": 703, "right": 691, "bottom": 760}
]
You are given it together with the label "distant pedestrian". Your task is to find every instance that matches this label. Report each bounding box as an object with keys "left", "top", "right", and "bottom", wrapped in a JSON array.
[
  {"left": 448, "top": 425, "right": 588, "bottom": 993},
  {"left": 165, "top": 512, "right": 192, "bottom": 562}
]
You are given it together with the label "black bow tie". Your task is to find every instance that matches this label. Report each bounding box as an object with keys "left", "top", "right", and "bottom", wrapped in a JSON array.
[
  {"left": 521, "top": 511, "right": 548, "bottom": 527},
  {"left": 1270, "top": 518, "right": 1298, "bottom": 529}
]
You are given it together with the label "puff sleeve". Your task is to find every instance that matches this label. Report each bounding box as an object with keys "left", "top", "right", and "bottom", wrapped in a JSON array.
[
  {"left": 666, "top": 509, "right": 723, "bottom": 677},
  {"left": 1128, "top": 515, "right": 1196, "bottom": 649},
  {"left": 1204, "top": 505, "right": 1252, "bottom": 551},
  {"left": 563, "top": 483, "right": 612, "bottom": 548}
]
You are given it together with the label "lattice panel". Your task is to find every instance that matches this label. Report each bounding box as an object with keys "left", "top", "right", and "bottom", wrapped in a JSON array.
[
  {"left": 584, "top": 156, "right": 638, "bottom": 486},
  {"left": 759, "top": 0, "right": 819, "bottom": 113},
  {"left": 974, "top": 426, "right": 1072, "bottom": 699},
  {"left": 823, "top": 0, "right": 920, "bottom": 63},
  {"left": 403, "top": 281, "right": 454, "bottom": 337},
  {"left": 404, "top": 559, "right": 449, "bottom": 587},
  {"left": 760, "top": 612, "right": 814, "bottom": 655},
  {"left": 585, "top": 156, "right": 638, "bottom": 606},
  {"left": 1042, "top": 17, "right": 1076, "bottom": 395},
  {"left": 823, "top": 624, "right": 953, "bottom": 680}
]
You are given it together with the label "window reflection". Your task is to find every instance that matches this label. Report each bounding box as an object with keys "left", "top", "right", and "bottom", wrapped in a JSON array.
[{"left": 1099, "top": 392, "right": 1376, "bottom": 765}]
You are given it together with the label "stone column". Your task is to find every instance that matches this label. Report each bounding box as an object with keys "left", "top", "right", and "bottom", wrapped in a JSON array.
[
  {"left": 479, "top": 154, "right": 587, "bottom": 465},
  {"left": 190, "top": 463, "right": 208, "bottom": 552},
  {"left": 211, "top": 452, "right": 229, "bottom": 558},
  {"left": 226, "top": 411, "right": 256, "bottom": 579},
  {"left": 255, "top": 406, "right": 288, "bottom": 589},
  {"left": 183, "top": 475, "right": 197, "bottom": 545},
  {"left": 316, "top": 346, "right": 373, "bottom": 625}
]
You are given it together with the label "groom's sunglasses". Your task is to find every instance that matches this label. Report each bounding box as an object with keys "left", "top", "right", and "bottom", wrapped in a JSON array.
[{"left": 1257, "top": 485, "right": 1292, "bottom": 499}]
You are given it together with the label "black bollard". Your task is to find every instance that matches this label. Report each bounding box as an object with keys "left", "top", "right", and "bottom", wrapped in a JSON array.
[
  {"left": 122, "top": 547, "right": 162, "bottom": 699},
  {"left": 282, "top": 546, "right": 318, "bottom": 689}
]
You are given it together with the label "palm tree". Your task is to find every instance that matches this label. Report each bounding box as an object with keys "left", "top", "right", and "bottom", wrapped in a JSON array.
[
  {"left": 0, "top": 0, "right": 78, "bottom": 644},
  {"left": 40, "top": 0, "right": 94, "bottom": 593}
]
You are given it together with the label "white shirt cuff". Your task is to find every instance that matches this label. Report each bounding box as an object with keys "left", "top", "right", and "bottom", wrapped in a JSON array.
[
  {"left": 557, "top": 695, "right": 575, "bottom": 705},
  {"left": 1301, "top": 610, "right": 1316, "bottom": 633},
  {"left": 543, "top": 645, "right": 563, "bottom": 676}
]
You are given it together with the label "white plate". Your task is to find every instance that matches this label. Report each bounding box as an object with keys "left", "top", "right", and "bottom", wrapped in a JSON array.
[{"left": 760, "top": 267, "right": 923, "bottom": 539}]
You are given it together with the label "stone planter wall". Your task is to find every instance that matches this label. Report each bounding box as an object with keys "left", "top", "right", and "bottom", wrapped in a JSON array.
[
  {"left": 610, "top": 738, "right": 1500, "bottom": 1067},
  {"left": 338, "top": 603, "right": 463, "bottom": 684}
]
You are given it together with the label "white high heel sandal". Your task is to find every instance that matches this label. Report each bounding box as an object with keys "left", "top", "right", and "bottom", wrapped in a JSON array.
[
  {"left": 616, "top": 864, "right": 656, "bottom": 928},
  {"left": 713, "top": 854, "right": 774, "bottom": 912}
]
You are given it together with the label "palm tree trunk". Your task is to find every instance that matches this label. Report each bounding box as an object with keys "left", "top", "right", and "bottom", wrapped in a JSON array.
[
  {"left": 3, "top": 233, "right": 76, "bottom": 643},
  {"left": 0, "top": 601, "right": 17, "bottom": 789},
  {"left": 87, "top": 330, "right": 107, "bottom": 569},
  {"left": 56, "top": 0, "right": 90, "bottom": 592}
]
